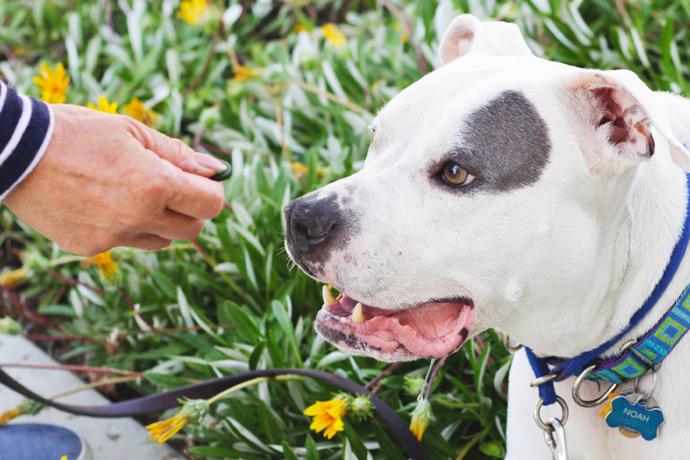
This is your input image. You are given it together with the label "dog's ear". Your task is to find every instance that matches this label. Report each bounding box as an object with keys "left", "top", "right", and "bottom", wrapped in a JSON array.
[
  {"left": 563, "top": 70, "right": 690, "bottom": 173},
  {"left": 439, "top": 14, "right": 533, "bottom": 65}
]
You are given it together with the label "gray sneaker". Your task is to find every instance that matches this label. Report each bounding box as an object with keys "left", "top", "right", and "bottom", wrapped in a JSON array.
[{"left": 0, "top": 423, "right": 89, "bottom": 460}]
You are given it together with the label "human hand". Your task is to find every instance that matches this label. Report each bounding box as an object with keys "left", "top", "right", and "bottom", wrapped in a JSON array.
[{"left": 3, "top": 104, "right": 226, "bottom": 256}]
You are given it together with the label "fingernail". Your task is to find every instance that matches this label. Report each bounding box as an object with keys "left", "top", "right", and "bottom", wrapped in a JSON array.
[{"left": 196, "top": 154, "right": 227, "bottom": 172}]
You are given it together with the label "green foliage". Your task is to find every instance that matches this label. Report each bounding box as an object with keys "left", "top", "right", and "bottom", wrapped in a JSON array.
[{"left": 1, "top": 0, "right": 688, "bottom": 458}]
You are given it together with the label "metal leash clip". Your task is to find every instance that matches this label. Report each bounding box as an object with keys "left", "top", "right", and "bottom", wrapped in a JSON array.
[
  {"left": 543, "top": 418, "right": 569, "bottom": 460},
  {"left": 533, "top": 395, "right": 570, "bottom": 460}
]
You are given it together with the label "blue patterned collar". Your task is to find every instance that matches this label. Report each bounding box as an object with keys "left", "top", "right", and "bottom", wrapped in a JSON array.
[{"left": 584, "top": 285, "right": 690, "bottom": 383}]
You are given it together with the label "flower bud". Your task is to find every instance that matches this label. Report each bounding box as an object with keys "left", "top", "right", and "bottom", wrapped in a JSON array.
[
  {"left": 409, "top": 398, "right": 434, "bottom": 441},
  {"left": 403, "top": 375, "right": 426, "bottom": 396},
  {"left": 0, "top": 317, "right": 21, "bottom": 335},
  {"left": 349, "top": 394, "right": 374, "bottom": 421}
]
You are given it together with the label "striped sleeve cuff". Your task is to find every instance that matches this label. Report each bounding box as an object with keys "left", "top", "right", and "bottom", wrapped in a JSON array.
[{"left": 0, "top": 81, "right": 55, "bottom": 201}]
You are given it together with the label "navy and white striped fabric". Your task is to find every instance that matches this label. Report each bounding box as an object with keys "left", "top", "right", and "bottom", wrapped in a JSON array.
[{"left": 0, "top": 81, "right": 54, "bottom": 201}]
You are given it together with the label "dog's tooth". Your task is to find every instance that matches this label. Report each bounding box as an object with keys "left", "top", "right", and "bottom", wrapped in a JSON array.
[
  {"left": 322, "top": 285, "right": 337, "bottom": 305},
  {"left": 352, "top": 302, "right": 366, "bottom": 324}
]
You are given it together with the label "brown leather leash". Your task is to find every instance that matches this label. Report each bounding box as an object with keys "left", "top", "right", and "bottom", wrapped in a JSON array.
[{"left": 0, "top": 367, "right": 430, "bottom": 459}]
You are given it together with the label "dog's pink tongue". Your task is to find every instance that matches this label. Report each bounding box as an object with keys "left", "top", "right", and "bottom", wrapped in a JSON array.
[
  {"left": 351, "top": 301, "right": 473, "bottom": 358},
  {"left": 396, "top": 302, "right": 467, "bottom": 338}
]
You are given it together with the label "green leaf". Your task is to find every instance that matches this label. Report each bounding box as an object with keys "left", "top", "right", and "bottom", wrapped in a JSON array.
[
  {"left": 257, "top": 399, "right": 283, "bottom": 444},
  {"left": 152, "top": 271, "right": 177, "bottom": 299},
  {"left": 143, "top": 371, "right": 190, "bottom": 388},
  {"left": 219, "top": 301, "right": 260, "bottom": 342},
  {"left": 281, "top": 441, "right": 299, "bottom": 460},
  {"left": 479, "top": 441, "right": 505, "bottom": 458},
  {"left": 187, "top": 446, "right": 236, "bottom": 458},
  {"left": 248, "top": 340, "right": 266, "bottom": 370},
  {"left": 271, "top": 299, "right": 303, "bottom": 367},
  {"left": 343, "top": 422, "right": 368, "bottom": 459},
  {"left": 305, "top": 434, "right": 320, "bottom": 460},
  {"left": 38, "top": 304, "right": 76, "bottom": 317},
  {"left": 370, "top": 423, "right": 406, "bottom": 460},
  {"left": 129, "top": 343, "right": 190, "bottom": 360}
]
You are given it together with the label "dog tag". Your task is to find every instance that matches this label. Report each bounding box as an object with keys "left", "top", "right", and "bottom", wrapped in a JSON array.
[{"left": 604, "top": 393, "right": 664, "bottom": 441}]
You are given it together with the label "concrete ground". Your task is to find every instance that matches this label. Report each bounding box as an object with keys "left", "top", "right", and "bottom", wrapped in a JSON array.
[{"left": 0, "top": 333, "right": 183, "bottom": 460}]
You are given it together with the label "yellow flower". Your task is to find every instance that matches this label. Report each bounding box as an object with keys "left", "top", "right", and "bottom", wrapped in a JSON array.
[
  {"left": 32, "top": 63, "right": 70, "bottom": 104},
  {"left": 178, "top": 0, "right": 207, "bottom": 26},
  {"left": 147, "top": 412, "right": 188, "bottom": 445},
  {"left": 232, "top": 65, "right": 262, "bottom": 82},
  {"left": 0, "top": 267, "right": 28, "bottom": 290},
  {"left": 304, "top": 397, "right": 347, "bottom": 439},
  {"left": 409, "top": 398, "right": 434, "bottom": 442},
  {"left": 321, "top": 23, "right": 346, "bottom": 47},
  {"left": 291, "top": 162, "right": 308, "bottom": 179},
  {"left": 0, "top": 399, "right": 43, "bottom": 425},
  {"left": 147, "top": 399, "right": 209, "bottom": 445},
  {"left": 87, "top": 96, "right": 119, "bottom": 114},
  {"left": 394, "top": 21, "right": 409, "bottom": 44},
  {"left": 0, "top": 407, "right": 22, "bottom": 425},
  {"left": 146, "top": 375, "right": 298, "bottom": 446},
  {"left": 124, "top": 98, "right": 157, "bottom": 126},
  {"left": 84, "top": 250, "right": 118, "bottom": 279},
  {"left": 60, "top": 456, "right": 68, "bottom": 460}
]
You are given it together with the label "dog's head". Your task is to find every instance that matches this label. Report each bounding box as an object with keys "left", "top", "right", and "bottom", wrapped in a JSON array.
[{"left": 284, "top": 15, "right": 690, "bottom": 361}]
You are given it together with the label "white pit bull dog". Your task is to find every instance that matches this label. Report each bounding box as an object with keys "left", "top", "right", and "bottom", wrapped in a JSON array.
[{"left": 284, "top": 14, "right": 690, "bottom": 459}]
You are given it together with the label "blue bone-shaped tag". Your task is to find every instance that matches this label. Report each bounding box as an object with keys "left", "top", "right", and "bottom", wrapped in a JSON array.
[{"left": 605, "top": 395, "right": 664, "bottom": 441}]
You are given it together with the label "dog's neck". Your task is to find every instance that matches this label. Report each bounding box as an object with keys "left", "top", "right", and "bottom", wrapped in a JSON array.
[
  {"left": 600, "top": 154, "right": 690, "bottom": 356},
  {"left": 520, "top": 149, "right": 690, "bottom": 359}
]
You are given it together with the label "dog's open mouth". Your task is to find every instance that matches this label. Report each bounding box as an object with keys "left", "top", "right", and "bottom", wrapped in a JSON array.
[{"left": 315, "top": 286, "right": 474, "bottom": 361}]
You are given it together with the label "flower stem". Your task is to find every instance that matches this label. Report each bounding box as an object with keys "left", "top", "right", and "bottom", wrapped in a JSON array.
[
  {"left": 0, "top": 362, "right": 142, "bottom": 378},
  {"left": 207, "top": 375, "right": 303, "bottom": 405},
  {"left": 365, "top": 362, "right": 402, "bottom": 394},
  {"left": 51, "top": 376, "right": 138, "bottom": 399},
  {"left": 424, "top": 355, "right": 448, "bottom": 400}
]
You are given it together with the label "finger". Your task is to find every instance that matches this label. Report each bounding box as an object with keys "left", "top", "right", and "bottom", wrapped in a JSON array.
[
  {"left": 145, "top": 210, "right": 205, "bottom": 242},
  {"left": 126, "top": 118, "right": 227, "bottom": 177},
  {"left": 165, "top": 166, "right": 225, "bottom": 219},
  {"left": 120, "top": 234, "right": 172, "bottom": 251}
]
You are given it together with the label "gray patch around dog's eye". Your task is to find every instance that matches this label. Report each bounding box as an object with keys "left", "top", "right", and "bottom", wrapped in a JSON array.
[{"left": 456, "top": 90, "right": 551, "bottom": 192}]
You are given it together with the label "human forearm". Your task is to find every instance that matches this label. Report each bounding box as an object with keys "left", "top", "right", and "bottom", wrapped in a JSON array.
[{"left": 3, "top": 102, "right": 226, "bottom": 256}]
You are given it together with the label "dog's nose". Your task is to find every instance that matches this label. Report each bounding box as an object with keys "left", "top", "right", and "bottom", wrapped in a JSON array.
[{"left": 285, "top": 195, "right": 341, "bottom": 252}]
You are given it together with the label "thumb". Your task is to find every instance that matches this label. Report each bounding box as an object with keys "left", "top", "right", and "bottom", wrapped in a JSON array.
[{"left": 127, "top": 119, "right": 227, "bottom": 177}]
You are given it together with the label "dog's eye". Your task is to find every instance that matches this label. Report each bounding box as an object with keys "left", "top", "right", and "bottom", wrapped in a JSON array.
[{"left": 441, "top": 161, "right": 474, "bottom": 187}]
